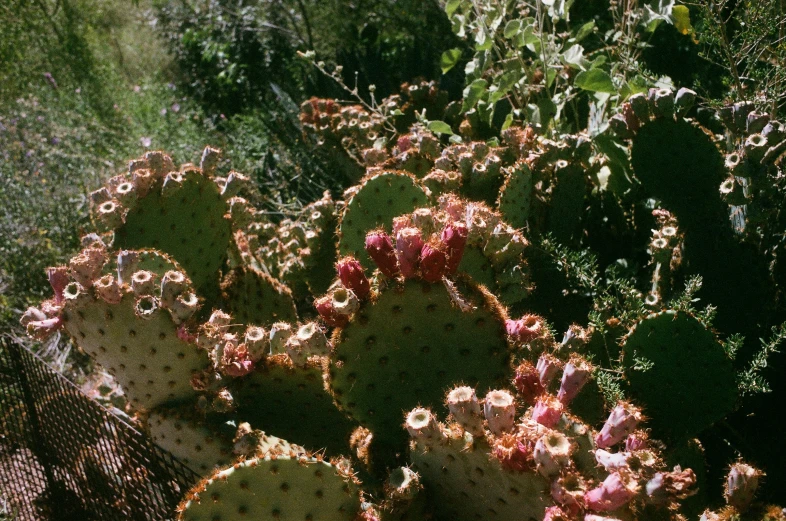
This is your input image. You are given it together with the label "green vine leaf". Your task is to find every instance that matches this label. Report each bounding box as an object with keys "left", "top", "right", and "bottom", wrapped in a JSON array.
[{"left": 574, "top": 69, "right": 615, "bottom": 93}]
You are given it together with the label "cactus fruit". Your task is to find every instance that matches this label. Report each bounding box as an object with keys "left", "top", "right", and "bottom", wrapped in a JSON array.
[
  {"left": 621, "top": 310, "right": 736, "bottom": 440},
  {"left": 407, "top": 373, "right": 696, "bottom": 521},
  {"left": 177, "top": 434, "right": 361, "bottom": 521},
  {"left": 337, "top": 171, "right": 430, "bottom": 270}
]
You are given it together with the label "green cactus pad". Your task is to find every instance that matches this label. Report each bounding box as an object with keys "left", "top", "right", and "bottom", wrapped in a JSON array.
[
  {"left": 61, "top": 290, "right": 209, "bottom": 410},
  {"left": 148, "top": 407, "right": 234, "bottom": 475},
  {"left": 328, "top": 277, "right": 510, "bottom": 450},
  {"left": 457, "top": 245, "right": 497, "bottom": 290},
  {"left": 411, "top": 435, "right": 549, "bottom": 520},
  {"left": 621, "top": 310, "right": 736, "bottom": 440},
  {"left": 177, "top": 436, "right": 360, "bottom": 521},
  {"left": 219, "top": 266, "right": 298, "bottom": 326},
  {"left": 229, "top": 355, "right": 357, "bottom": 456},
  {"left": 630, "top": 118, "right": 726, "bottom": 219},
  {"left": 338, "top": 172, "right": 429, "bottom": 269},
  {"left": 497, "top": 161, "right": 532, "bottom": 230},
  {"left": 111, "top": 168, "right": 232, "bottom": 296},
  {"left": 548, "top": 162, "right": 586, "bottom": 245}
]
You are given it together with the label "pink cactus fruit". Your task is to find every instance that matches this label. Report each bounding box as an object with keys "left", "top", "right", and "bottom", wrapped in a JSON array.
[
  {"left": 365, "top": 230, "right": 400, "bottom": 278},
  {"left": 336, "top": 256, "right": 370, "bottom": 299},
  {"left": 531, "top": 394, "right": 564, "bottom": 428},
  {"left": 537, "top": 354, "right": 563, "bottom": 388},
  {"left": 552, "top": 474, "right": 586, "bottom": 516},
  {"left": 513, "top": 361, "right": 545, "bottom": 404},
  {"left": 533, "top": 431, "right": 572, "bottom": 477},
  {"left": 441, "top": 221, "right": 468, "bottom": 274},
  {"left": 584, "top": 471, "right": 639, "bottom": 511},
  {"left": 645, "top": 467, "right": 697, "bottom": 505},
  {"left": 595, "top": 402, "right": 642, "bottom": 449},
  {"left": 543, "top": 506, "right": 571, "bottom": 521},
  {"left": 395, "top": 227, "right": 424, "bottom": 278},
  {"left": 506, "top": 314, "right": 545, "bottom": 344},
  {"left": 419, "top": 242, "right": 448, "bottom": 283},
  {"left": 314, "top": 294, "right": 348, "bottom": 327},
  {"left": 625, "top": 431, "right": 649, "bottom": 452},
  {"left": 556, "top": 355, "right": 593, "bottom": 405},
  {"left": 46, "top": 266, "right": 69, "bottom": 304},
  {"left": 221, "top": 341, "right": 254, "bottom": 377},
  {"left": 725, "top": 463, "right": 762, "bottom": 510},
  {"left": 491, "top": 433, "right": 530, "bottom": 471},
  {"left": 446, "top": 386, "right": 484, "bottom": 437}
]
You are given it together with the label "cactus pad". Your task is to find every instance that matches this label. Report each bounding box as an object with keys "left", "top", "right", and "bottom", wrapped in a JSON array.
[
  {"left": 497, "top": 161, "right": 532, "bottom": 230},
  {"left": 219, "top": 266, "right": 298, "bottom": 326},
  {"left": 338, "top": 172, "right": 429, "bottom": 269},
  {"left": 621, "top": 310, "right": 736, "bottom": 440},
  {"left": 329, "top": 277, "right": 510, "bottom": 450},
  {"left": 177, "top": 436, "right": 360, "bottom": 521}
]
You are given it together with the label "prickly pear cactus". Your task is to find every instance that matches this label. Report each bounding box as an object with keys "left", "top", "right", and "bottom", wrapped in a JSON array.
[
  {"left": 621, "top": 310, "right": 736, "bottom": 440},
  {"left": 219, "top": 266, "right": 298, "bottom": 326},
  {"left": 177, "top": 434, "right": 361, "bottom": 521}
]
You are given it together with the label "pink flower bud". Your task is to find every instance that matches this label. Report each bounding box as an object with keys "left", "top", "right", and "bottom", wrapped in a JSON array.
[
  {"left": 585, "top": 472, "right": 639, "bottom": 511},
  {"left": 491, "top": 433, "right": 530, "bottom": 471},
  {"left": 506, "top": 314, "right": 545, "bottom": 344},
  {"left": 365, "top": 230, "right": 400, "bottom": 278},
  {"left": 595, "top": 402, "right": 642, "bottom": 449},
  {"left": 46, "top": 267, "right": 69, "bottom": 304},
  {"left": 557, "top": 356, "right": 593, "bottom": 405},
  {"left": 537, "top": 354, "right": 562, "bottom": 387},
  {"left": 395, "top": 227, "right": 424, "bottom": 278},
  {"left": 532, "top": 395, "right": 564, "bottom": 428},
  {"left": 625, "top": 432, "right": 648, "bottom": 452},
  {"left": 513, "top": 361, "right": 545, "bottom": 404},
  {"left": 336, "top": 256, "right": 370, "bottom": 299},
  {"left": 419, "top": 243, "right": 447, "bottom": 283},
  {"left": 725, "top": 463, "right": 762, "bottom": 510},
  {"left": 441, "top": 221, "right": 468, "bottom": 274}
]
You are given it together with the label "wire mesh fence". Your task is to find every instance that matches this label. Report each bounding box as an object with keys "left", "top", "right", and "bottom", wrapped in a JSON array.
[{"left": 0, "top": 337, "right": 200, "bottom": 520}]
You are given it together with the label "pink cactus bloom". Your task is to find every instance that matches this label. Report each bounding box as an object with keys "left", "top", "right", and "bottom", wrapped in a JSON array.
[
  {"left": 315, "top": 294, "right": 349, "bottom": 327},
  {"left": 441, "top": 221, "right": 468, "bottom": 274},
  {"left": 365, "top": 230, "right": 400, "bottom": 278},
  {"left": 46, "top": 267, "right": 69, "bottom": 304},
  {"left": 26, "top": 317, "right": 63, "bottom": 341},
  {"left": 557, "top": 356, "right": 592, "bottom": 405},
  {"left": 395, "top": 227, "right": 424, "bottom": 278},
  {"left": 513, "top": 361, "right": 545, "bottom": 404},
  {"left": 585, "top": 472, "right": 638, "bottom": 511},
  {"left": 506, "top": 314, "right": 544, "bottom": 344},
  {"left": 532, "top": 395, "right": 564, "bottom": 428},
  {"left": 419, "top": 243, "right": 448, "bottom": 283},
  {"left": 595, "top": 402, "right": 642, "bottom": 449},
  {"left": 336, "top": 257, "right": 370, "bottom": 299}
]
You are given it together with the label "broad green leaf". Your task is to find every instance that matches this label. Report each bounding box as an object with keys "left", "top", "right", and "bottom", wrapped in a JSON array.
[
  {"left": 574, "top": 69, "right": 615, "bottom": 93},
  {"left": 462, "top": 78, "right": 488, "bottom": 112},
  {"left": 445, "top": 0, "right": 462, "bottom": 17},
  {"left": 501, "top": 112, "right": 514, "bottom": 131},
  {"left": 504, "top": 20, "right": 522, "bottom": 38},
  {"left": 575, "top": 20, "right": 595, "bottom": 41},
  {"left": 441, "top": 48, "right": 463, "bottom": 74},
  {"left": 671, "top": 5, "right": 693, "bottom": 35},
  {"left": 428, "top": 120, "right": 454, "bottom": 135}
]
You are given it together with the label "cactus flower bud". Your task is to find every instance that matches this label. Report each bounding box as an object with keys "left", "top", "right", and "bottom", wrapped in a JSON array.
[
  {"left": 244, "top": 326, "right": 268, "bottom": 362},
  {"left": 405, "top": 408, "right": 443, "bottom": 444},
  {"left": 46, "top": 267, "right": 69, "bottom": 304},
  {"left": 94, "top": 274, "right": 122, "bottom": 304},
  {"left": 419, "top": 243, "right": 448, "bottom": 283},
  {"left": 315, "top": 294, "right": 349, "bottom": 328},
  {"left": 725, "top": 463, "right": 762, "bottom": 510},
  {"left": 484, "top": 390, "right": 516, "bottom": 435},
  {"left": 537, "top": 354, "right": 562, "bottom": 387},
  {"left": 446, "top": 386, "right": 484, "bottom": 437},
  {"left": 506, "top": 314, "right": 545, "bottom": 345},
  {"left": 69, "top": 247, "right": 106, "bottom": 288},
  {"left": 557, "top": 356, "right": 593, "bottom": 405},
  {"left": 491, "top": 433, "right": 530, "bottom": 471},
  {"left": 131, "top": 270, "right": 157, "bottom": 296},
  {"left": 534, "top": 431, "right": 572, "bottom": 477},
  {"left": 161, "top": 270, "right": 188, "bottom": 308},
  {"left": 532, "top": 395, "right": 564, "bottom": 428},
  {"left": 513, "top": 361, "right": 545, "bottom": 404},
  {"left": 365, "top": 230, "right": 400, "bottom": 278},
  {"left": 441, "top": 221, "right": 468, "bottom": 274},
  {"left": 596, "top": 402, "right": 642, "bottom": 449},
  {"left": 585, "top": 471, "right": 639, "bottom": 511},
  {"left": 170, "top": 292, "right": 199, "bottom": 324},
  {"left": 395, "top": 227, "right": 424, "bottom": 278},
  {"left": 336, "top": 257, "right": 370, "bottom": 299},
  {"left": 625, "top": 431, "right": 648, "bottom": 452},
  {"left": 646, "top": 467, "right": 696, "bottom": 505},
  {"left": 269, "top": 322, "right": 293, "bottom": 355}
]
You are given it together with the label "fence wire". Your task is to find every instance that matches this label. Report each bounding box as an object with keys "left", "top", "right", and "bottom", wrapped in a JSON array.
[{"left": 0, "top": 337, "right": 200, "bottom": 520}]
